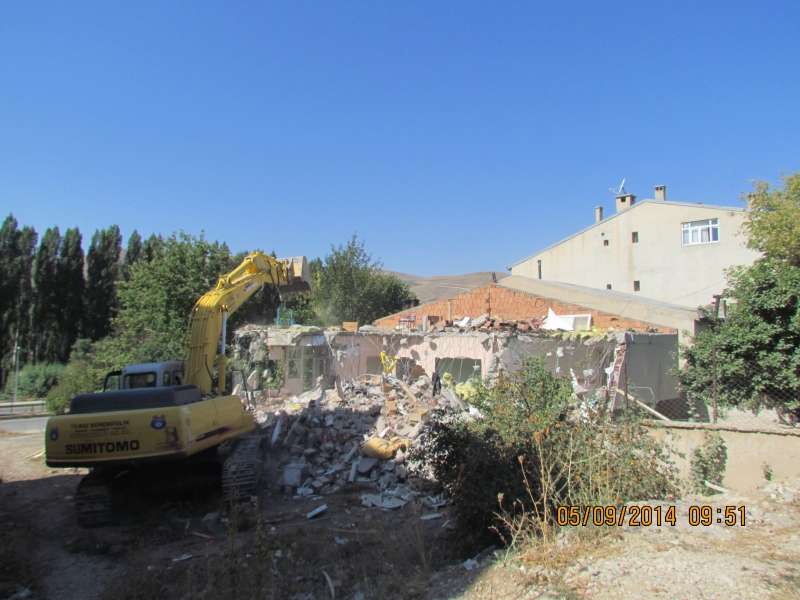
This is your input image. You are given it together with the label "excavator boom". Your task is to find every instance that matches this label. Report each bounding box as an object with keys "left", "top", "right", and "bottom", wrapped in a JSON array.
[{"left": 185, "top": 253, "right": 312, "bottom": 395}]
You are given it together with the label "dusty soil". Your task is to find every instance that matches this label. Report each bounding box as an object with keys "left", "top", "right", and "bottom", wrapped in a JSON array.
[{"left": 2, "top": 430, "right": 799, "bottom": 599}]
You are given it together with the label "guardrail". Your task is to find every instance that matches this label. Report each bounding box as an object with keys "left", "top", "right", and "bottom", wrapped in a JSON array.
[{"left": 0, "top": 399, "right": 47, "bottom": 416}]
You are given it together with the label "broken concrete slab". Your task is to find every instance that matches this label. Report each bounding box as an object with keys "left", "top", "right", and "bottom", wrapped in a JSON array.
[
  {"left": 356, "top": 457, "right": 379, "bottom": 475},
  {"left": 361, "top": 494, "right": 407, "bottom": 510},
  {"left": 283, "top": 464, "right": 310, "bottom": 487}
]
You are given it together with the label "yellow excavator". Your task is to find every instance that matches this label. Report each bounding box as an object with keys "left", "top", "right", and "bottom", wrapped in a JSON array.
[{"left": 45, "top": 252, "right": 312, "bottom": 526}]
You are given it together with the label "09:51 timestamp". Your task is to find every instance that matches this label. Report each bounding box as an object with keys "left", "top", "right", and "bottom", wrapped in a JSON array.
[{"left": 689, "top": 505, "right": 746, "bottom": 526}]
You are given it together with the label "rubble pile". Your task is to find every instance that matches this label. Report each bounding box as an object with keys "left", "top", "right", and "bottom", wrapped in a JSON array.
[
  {"left": 428, "top": 313, "right": 543, "bottom": 333},
  {"left": 254, "top": 373, "right": 472, "bottom": 507}
]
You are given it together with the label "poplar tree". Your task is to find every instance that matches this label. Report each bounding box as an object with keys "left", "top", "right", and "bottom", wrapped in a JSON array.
[
  {"left": 57, "top": 227, "right": 85, "bottom": 361},
  {"left": 31, "top": 228, "right": 62, "bottom": 363},
  {"left": 141, "top": 233, "right": 161, "bottom": 263},
  {"left": 121, "top": 230, "right": 142, "bottom": 282},
  {"left": 12, "top": 227, "right": 37, "bottom": 374},
  {"left": 85, "top": 225, "right": 122, "bottom": 341}
]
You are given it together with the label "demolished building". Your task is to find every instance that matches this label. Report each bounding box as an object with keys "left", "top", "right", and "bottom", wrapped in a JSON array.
[
  {"left": 233, "top": 322, "right": 680, "bottom": 417},
  {"left": 227, "top": 280, "right": 708, "bottom": 502}
]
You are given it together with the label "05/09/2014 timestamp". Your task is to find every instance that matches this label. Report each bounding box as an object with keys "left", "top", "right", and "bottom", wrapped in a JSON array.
[{"left": 556, "top": 505, "right": 747, "bottom": 527}]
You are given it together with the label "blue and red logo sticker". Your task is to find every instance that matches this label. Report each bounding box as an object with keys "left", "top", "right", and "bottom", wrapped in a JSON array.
[
  {"left": 49, "top": 427, "right": 59, "bottom": 441},
  {"left": 151, "top": 415, "right": 167, "bottom": 430}
]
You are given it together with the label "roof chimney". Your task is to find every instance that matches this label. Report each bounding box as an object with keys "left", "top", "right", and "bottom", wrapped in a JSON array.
[
  {"left": 595, "top": 206, "right": 603, "bottom": 222},
  {"left": 615, "top": 193, "right": 636, "bottom": 213},
  {"left": 655, "top": 185, "right": 666, "bottom": 200}
]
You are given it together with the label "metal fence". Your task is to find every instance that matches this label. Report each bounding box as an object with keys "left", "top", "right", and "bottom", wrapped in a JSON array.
[
  {"left": 624, "top": 347, "right": 800, "bottom": 431},
  {"left": 0, "top": 399, "right": 48, "bottom": 416}
]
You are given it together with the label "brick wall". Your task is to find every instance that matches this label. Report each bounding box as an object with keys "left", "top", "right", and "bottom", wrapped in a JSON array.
[{"left": 374, "top": 284, "right": 676, "bottom": 333}]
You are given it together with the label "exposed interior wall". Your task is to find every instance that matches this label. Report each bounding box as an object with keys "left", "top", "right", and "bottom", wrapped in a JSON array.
[
  {"left": 649, "top": 425, "right": 800, "bottom": 492},
  {"left": 239, "top": 328, "right": 678, "bottom": 405},
  {"left": 394, "top": 334, "right": 496, "bottom": 379},
  {"left": 624, "top": 333, "right": 679, "bottom": 405},
  {"left": 375, "top": 283, "right": 675, "bottom": 333}
]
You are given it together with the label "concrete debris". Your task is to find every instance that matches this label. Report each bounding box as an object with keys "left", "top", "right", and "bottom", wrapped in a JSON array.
[
  {"left": 356, "top": 457, "right": 379, "bottom": 475},
  {"left": 201, "top": 512, "right": 219, "bottom": 525},
  {"left": 172, "top": 553, "right": 194, "bottom": 562},
  {"left": 361, "top": 494, "right": 407, "bottom": 510},
  {"left": 306, "top": 504, "right": 327, "bottom": 519},
  {"left": 420, "top": 513, "right": 442, "bottom": 521},
  {"left": 242, "top": 362, "right": 477, "bottom": 507}
]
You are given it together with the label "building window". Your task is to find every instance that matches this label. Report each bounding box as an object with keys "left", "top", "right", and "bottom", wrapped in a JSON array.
[
  {"left": 435, "top": 358, "right": 482, "bottom": 384},
  {"left": 606, "top": 284, "right": 612, "bottom": 290},
  {"left": 603, "top": 240, "right": 609, "bottom": 247},
  {"left": 632, "top": 232, "right": 639, "bottom": 243},
  {"left": 682, "top": 219, "right": 719, "bottom": 245},
  {"left": 633, "top": 281, "right": 641, "bottom": 292}
]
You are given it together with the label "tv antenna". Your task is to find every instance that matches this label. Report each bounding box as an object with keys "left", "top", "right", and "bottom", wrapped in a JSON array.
[{"left": 609, "top": 179, "right": 626, "bottom": 195}]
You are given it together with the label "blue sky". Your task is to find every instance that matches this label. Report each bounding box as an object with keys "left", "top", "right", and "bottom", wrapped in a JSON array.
[{"left": 1, "top": 2, "right": 798, "bottom": 277}]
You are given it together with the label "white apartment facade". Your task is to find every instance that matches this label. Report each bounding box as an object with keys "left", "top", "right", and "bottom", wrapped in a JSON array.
[{"left": 509, "top": 185, "right": 761, "bottom": 308}]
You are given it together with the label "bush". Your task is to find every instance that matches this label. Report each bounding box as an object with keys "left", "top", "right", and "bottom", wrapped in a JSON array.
[
  {"left": 46, "top": 360, "right": 102, "bottom": 414},
  {"left": 688, "top": 432, "right": 727, "bottom": 494},
  {"left": 3, "top": 362, "right": 66, "bottom": 399},
  {"left": 413, "top": 357, "right": 679, "bottom": 548}
]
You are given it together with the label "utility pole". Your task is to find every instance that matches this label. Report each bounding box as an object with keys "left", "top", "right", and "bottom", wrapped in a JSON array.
[{"left": 12, "top": 330, "right": 20, "bottom": 414}]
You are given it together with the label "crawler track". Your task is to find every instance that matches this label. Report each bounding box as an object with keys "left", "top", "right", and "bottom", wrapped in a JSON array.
[
  {"left": 75, "top": 470, "right": 117, "bottom": 528},
  {"left": 221, "top": 435, "right": 265, "bottom": 503}
]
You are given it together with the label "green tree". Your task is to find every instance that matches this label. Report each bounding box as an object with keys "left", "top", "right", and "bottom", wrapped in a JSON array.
[
  {"left": 109, "top": 232, "right": 238, "bottom": 365},
  {"left": 313, "top": 234, "right": 414, "bottom": 326},
  {"left": 0, "top": 217, "right": 36, "bottom": 386},
  {"left": 141, "top": 233, "right": 161, "bottom": 263},
  {"left": 741, "top": 172, "right": 800, "bottom": 265},
  {"left": 85, "top": 225, "right": 122, "bottom": 341},
  {"left": 677, "top": 172, "right": 800, "bottom": 420},
  {"left": 56, "top": 227, "right": 85, "bottom": 362},
  {"left": 31, "top": 227, "right": 62, "bottom": 363},
  {"left": 676, "top": 259, "right": 800, "bottom": 418},
  {"left": 121, "top": 230, "right": 143, "bottom": 282}
]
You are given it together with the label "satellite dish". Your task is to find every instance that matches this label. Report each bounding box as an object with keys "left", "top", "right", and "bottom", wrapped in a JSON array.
[{"left": 608, "top": 179, "right": 626, "bottom": 195}]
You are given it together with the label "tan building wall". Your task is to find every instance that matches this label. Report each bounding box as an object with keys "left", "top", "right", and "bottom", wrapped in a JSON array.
[
  {"left": 650, "top": 424, "right": 800, "bottom": 492},
  {"left": 510, "top": 200, "right": 760, "bottom": 308}
]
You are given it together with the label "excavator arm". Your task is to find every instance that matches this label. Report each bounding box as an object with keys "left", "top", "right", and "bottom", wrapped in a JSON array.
[{"left": 185, "top": 252, "right": 312, "bottom": 395}]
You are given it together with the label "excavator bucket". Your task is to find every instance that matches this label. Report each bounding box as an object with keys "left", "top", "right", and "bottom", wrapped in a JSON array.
[{"left": 275, "top": 256, "right": 313, "bottom": 298}]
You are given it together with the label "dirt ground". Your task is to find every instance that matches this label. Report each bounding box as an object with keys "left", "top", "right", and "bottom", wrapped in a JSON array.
[{"left": 2, "top": 430, "right": 800, "bottom": 600}]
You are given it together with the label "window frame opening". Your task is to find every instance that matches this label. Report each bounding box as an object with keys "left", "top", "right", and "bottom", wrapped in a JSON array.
[{"left": 682, "top": 219, "right": 719, "bottom": 245}]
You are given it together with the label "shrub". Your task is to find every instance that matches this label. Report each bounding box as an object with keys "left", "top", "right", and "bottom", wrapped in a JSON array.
[
  {"left": 688, "top": 432, "right": 727, "bottom": 493},
  {"left": 46, "top": 360, "right": 102, "bottom": 414},
  {"left": 3, "top": 362, "right": 66, "bottom": 399},
  {"left": 413, "top": 357, "right": 679, "bottom": 548}
]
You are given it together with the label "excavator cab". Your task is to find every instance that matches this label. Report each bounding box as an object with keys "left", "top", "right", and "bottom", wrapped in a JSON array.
[{"left": 102, "top": 361, "right": 186, "bottom": 392}]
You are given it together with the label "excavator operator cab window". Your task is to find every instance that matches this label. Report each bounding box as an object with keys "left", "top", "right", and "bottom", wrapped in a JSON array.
[
  {"left": 173, "top": 371, "right": 183, "bottom": 386},
  {"left": 162, "top": 371, "right": 171, "bottom": 386},
  {"left": 123, "top": 372, "right": 157, "bottom": 389}
]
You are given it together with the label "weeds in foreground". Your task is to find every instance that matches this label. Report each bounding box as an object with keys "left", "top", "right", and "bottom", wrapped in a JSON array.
[{"left": 414, "top": 356, "right": 680, "bottom": 549}]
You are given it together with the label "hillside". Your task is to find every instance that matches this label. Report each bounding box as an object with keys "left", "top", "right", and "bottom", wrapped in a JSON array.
[{"left": 385, "top": 270, "right": 509, "bottom": 304}]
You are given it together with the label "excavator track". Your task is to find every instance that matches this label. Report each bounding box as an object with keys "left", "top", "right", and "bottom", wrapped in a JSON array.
[
  {"left": 222, "top": 435, "right": 265, "bottom": 503},
  {"left": 75, "top": 470, "right": 117, "bottom": 528}
]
